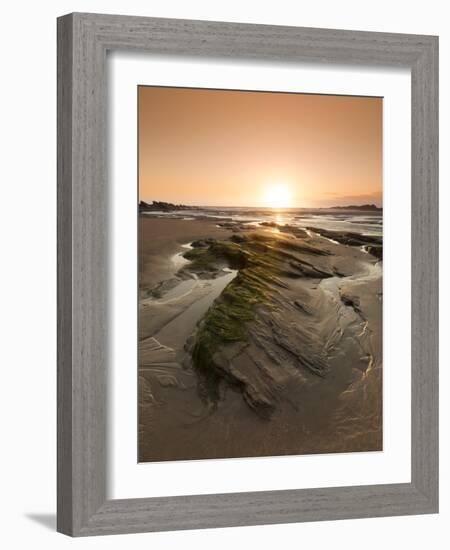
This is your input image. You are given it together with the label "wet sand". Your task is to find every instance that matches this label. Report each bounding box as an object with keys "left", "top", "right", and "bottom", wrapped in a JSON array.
[{"left": 138, "top": 216, "right": 382, "bottom": 462}]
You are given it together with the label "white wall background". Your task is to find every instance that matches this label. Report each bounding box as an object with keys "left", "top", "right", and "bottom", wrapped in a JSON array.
[{"left": 0, "top": 1, "right": 447, "bottom": 548}]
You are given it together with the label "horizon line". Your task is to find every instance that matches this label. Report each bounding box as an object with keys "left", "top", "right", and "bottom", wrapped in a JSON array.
[{"left": 139, "top": 200, "right": 383, "bottom": 209}]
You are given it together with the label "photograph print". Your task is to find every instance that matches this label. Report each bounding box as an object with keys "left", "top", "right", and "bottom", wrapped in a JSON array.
[{"left": 138, "top": 86, "right": 383, "bottom": 462}]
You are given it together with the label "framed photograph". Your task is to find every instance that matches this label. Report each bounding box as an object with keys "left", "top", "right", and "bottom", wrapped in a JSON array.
[{"left": 57, "top": 13, "right": 438, "bottom": 536}]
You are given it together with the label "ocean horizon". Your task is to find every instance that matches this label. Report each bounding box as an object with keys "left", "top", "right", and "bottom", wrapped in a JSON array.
[{"left": 141, "top": 205, "right": 383, "bottom": 237}]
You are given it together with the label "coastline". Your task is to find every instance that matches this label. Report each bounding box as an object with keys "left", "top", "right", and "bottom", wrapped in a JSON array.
[{"left": 138, "top": 215, "right": 382, "bottom": 462}]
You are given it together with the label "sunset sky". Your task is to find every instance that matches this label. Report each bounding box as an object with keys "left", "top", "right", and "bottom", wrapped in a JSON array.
[{"left": 139, "top": 86, "right": 382, "bottom": 208}]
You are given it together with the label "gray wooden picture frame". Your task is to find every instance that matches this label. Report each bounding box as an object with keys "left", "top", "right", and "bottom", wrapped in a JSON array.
[{"left": 57, "top": 12, "right": 439, "bottom": 537}]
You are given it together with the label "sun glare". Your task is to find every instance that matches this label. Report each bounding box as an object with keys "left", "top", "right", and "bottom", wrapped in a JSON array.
[{"left": 263, "top": 183, "right": 292, "bottom": 209}]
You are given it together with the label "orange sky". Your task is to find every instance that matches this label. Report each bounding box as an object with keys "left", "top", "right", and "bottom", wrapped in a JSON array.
[{"left": 139, "top": 86, "right": 382, "bottom": 208}]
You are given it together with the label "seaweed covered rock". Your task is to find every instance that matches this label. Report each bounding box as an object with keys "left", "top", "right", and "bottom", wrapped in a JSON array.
[{"left": 182, "top": 231, "right": 337, "bottom": 417}]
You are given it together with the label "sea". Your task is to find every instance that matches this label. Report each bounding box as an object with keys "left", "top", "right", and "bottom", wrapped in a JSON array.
[{"left": 142, "top": 207, "right": 383, "bottom": 237}]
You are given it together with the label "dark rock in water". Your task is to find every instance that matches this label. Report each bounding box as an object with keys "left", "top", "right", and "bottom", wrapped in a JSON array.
[
  {"left": 365, "top": 245, "right": 383, "bottom": 260},
  {"left": 230, "top": 234, "right": 247, "bottom": 244},
  {"left": 260, "top": 221, "right": 309, "bottom": 239},
  {"left": 340, "top": 293, "right": 363, "bottom": 317},
  {"left": 190, "top": 238, "right": 216, "bottom": 248},
  {"left": 260, "top": 221, "right": 278, "bottom": 228},
  {"left": 306, "top": 226, "right": 382, "bottom": 253},
  {"left": 217, "top": 221, "right": 235, "bottom": 229}
]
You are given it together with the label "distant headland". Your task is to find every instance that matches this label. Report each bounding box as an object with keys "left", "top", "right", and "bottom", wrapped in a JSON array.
[
  {"left": 329, "top": 204, "right": 382, "bottom": 211},
  {"left": 139, "top": 200, "right": 197, "bottom": 212}
]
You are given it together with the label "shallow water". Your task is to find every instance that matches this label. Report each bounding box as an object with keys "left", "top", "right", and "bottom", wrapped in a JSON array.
[
  {"left": 142, "top": 239, "right": 238, "bottom": 357},
  {"left": 144, "top": 269, "right": 237, "bottom": 361},
  {"left": 143, "top": 207, "right": 382, "bottom": 237},
  {"left": 151, "top": 277, "right": 199, "bottom": 305},
  {"left": 171, "top": 242, "right": 193, "bottom": 269}
]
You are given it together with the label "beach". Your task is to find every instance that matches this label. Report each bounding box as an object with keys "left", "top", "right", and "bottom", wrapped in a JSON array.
[{"left": 138, "top": 214, "right": 382, "bottom": 462}]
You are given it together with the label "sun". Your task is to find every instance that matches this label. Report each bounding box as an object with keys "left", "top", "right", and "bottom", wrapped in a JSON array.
[{"left": 262, "top": 182, "right": 292, "bottom": 209}]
